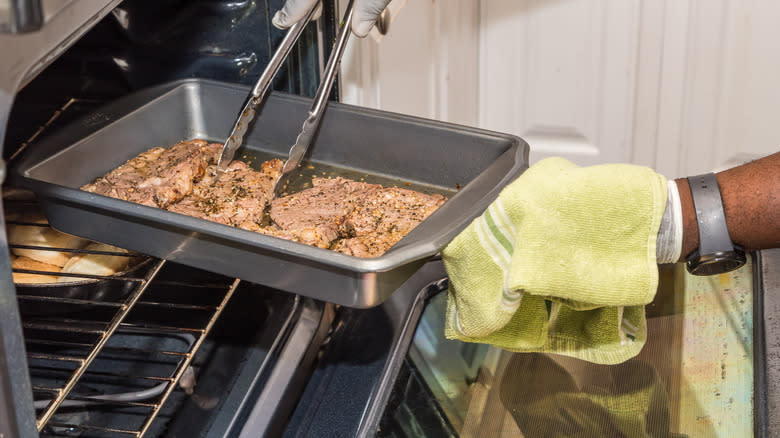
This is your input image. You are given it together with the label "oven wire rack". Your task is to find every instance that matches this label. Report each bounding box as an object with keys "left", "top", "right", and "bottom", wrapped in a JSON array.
[
  {"left": 8, "top": 211, "right": 238, "bottom": 437},
  {"left": 6, "top": 97, "right": 244, "bottom": 436}
]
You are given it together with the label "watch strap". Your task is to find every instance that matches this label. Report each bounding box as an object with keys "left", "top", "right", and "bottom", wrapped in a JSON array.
[{"left": 687, "top": 173, "right": 735, "bottom": 255}]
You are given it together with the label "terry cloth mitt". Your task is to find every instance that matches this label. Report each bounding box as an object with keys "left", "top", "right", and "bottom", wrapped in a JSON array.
[{"left": 442, "top": 157, "right": 667, "bottom": 364}]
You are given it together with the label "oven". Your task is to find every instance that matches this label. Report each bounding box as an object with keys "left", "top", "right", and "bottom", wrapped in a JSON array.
[{"left": 1, "top": 1, "right": 778, "bottom": 438}]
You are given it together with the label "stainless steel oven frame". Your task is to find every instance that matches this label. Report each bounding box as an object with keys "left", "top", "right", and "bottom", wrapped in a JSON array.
[{"left": 1, "top": 4, "right": 124, "bottom": 436}]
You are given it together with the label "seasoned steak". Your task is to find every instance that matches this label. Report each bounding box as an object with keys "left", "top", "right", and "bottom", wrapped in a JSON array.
[
  {"left": 334, "top": 187, "right": 447, "bottom": 257},
  {"left": 81, "top": 147, "right": 164, "bottom": 207},
  {"left": 269, "top": 177, "right": 381, "bottom": 248},
  {"left": 82, "top": 139, "right": 221, "bottom": 208},
  {"left": 269, "top": 178, "right": 447, "bottom": 256},
  {"left": 168, "top": 159, "right": 282, "bottom": 229},
  {"left": 240, "top": 221, "right": 298, "bottom": 241},
  {"left": 83, "top": 140, "right": 449, "bottom": 258},
  {"left": 341, "top": 187, "right": 447, "bottom": 236},
  {"left": 331, "top": 234, "right": 389, "bottom": 258}
]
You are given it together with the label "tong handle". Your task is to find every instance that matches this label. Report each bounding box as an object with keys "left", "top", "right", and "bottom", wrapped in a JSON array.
[
  {"left": 276, "top": 0, "right": 355, "bottom": 183},
  {"left": 217, "top": 2, "right": 320, "bottom": 171},
  {"left": 309, "top": 0, "right": 355, "bottom": 118},
  {"left": 251, "top": 4, "right": 318, "bottom": 100}
]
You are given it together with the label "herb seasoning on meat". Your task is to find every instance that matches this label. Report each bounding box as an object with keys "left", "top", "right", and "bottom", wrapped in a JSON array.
[{"left": 81, "top": 139, "right": 447, "bottom": 257}]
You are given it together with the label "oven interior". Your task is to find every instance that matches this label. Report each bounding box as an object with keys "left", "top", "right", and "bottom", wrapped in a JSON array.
[
  {"left": 2, "top": 1, "right": 340, "bottom": 436},
  {"left": 5, "top": 195, "right": 334, "bottom": 438},
  {"left": 15, "top": 252, "right": 330, "bottom": 437}
]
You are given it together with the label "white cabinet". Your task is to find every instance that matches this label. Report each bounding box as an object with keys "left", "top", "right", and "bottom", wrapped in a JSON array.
[
  {"left": 340, "top": 0, "right": 779, "bottom": 177},
  {"left": 339, "top": 0, "right": 480, "bottom": 127},
  {"left": 477, "top": 0, "right": 639, "bottom": 167}
]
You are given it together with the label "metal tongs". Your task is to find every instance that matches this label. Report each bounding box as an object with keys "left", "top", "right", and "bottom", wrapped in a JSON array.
[
  {"left": 272, "top": 0, "right": 356, "bottom": 198},
  {"left": 216, "top": 1, "right": 320, "bottom": 172},
  {"left": 218, "top": 0, "right": 357, "bottom": 201}
]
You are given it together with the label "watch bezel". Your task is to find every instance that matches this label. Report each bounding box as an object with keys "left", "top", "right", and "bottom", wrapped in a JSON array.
[{"left": 686, "top": 247, "right": 747, "bottom": 276}]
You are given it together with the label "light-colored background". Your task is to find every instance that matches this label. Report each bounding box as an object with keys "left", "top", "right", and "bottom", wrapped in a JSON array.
[{"left": 339, "top": 0, "right": 780, "bottom": 178}]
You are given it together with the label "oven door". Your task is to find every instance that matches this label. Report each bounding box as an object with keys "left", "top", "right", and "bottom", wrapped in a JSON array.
[
  {"left": 287, "top": 252, "right": 773, "bottom": 437},
  {"left": 374, "top": 257, "right": 767, "bottom": 438}
]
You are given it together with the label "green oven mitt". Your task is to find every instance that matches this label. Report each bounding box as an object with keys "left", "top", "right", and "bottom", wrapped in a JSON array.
[{"left": 442, "top": 157, "right": 667, "bottom": 364}]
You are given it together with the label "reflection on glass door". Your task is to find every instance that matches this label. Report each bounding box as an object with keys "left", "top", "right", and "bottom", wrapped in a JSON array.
[{"left": 379, "top": 260, "right": 755, "bottom": 437}]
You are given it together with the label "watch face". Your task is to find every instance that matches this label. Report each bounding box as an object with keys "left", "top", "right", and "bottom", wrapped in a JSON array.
[{"left": 686, "top": 250, "right": 747, "bottom": 276}]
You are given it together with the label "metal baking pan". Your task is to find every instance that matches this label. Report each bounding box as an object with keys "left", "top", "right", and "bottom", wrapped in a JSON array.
[{"left": 11, "top": 79, "right": 528, "bottom": 308}]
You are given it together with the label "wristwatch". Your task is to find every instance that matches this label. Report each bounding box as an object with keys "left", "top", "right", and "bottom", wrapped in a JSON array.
[{"left": 685, "top": 173, "right": 746, "bottom": 276}]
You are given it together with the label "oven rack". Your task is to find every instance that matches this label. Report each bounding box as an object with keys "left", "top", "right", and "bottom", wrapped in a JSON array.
[
  {"left": 5, "top": 95, "right": 243, "bottom": 436},
  {"left": 8, "top": 217, "right": 239, "bottom": 436}
]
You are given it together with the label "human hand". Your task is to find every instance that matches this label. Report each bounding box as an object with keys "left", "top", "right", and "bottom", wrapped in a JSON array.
[
  {"left": 272, "top": 0, "right": 392, "bottom": 38},
  {"left": 350, "top": 0, "right": 392, "bottom": 37}
]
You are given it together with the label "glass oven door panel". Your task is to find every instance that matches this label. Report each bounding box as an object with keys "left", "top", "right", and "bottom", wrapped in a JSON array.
[
  {"left": 379, "top": 259, "right": 756, "bottom": 437},
  {"left": 407, "top": 289, "right": 489, "bottom": 431}
]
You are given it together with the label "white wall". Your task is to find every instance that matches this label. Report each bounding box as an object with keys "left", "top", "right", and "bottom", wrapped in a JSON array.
[{"left": 339, "top": 0, "right": 780, "bottom": 177}]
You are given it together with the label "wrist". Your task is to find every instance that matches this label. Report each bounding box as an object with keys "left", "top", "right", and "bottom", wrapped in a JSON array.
[
  {"left": 675, "top": 178, "right": 699, "bottom": 261},
  {"left": 678, "top": 173, "right": 747, "bottom": 275},
  {"left": 656, "top": 180, "right": 683, "bottom": 264}
]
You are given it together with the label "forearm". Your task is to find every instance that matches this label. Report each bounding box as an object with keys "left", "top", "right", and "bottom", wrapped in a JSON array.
[{"left": 675, "top": 151, "right": 780, "bottom": 261}]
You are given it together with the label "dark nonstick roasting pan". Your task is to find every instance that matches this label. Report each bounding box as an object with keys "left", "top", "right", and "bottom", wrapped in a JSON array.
[{"left": 11, "top": 79, "right": 528, "bottom": 308}]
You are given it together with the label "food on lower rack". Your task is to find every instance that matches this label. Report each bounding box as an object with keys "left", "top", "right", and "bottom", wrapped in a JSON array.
[
  {"left": 7, "top": 212, "right": 89, "bottom": 267},
  {"left": 10, "top": 239, "right": 134, "bottom": 284},
  {"left": 6, "top": 206, "right": 136, "bottom": 284},
  {"left": 82, "top": 139, "right": 221, "bottom": 208},
  {"left": 169, "top": 159, "right": 283, "bottom": 229},
  {"left": 12, "top": 256, "right": 61, "bottom": 284},
  {"left": 81, "top": 139, "right": 448, "bottom": 257},
  {"left": 58, "top": 243, "right": 130, "bottom": 282}
]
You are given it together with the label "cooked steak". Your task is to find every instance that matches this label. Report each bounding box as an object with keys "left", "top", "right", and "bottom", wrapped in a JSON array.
[
  {"left": 330, "top": 236, "right": 379, "bottom": 258},
  {"left": 334, "top": 187, "right": 447, "bottom": 257},
  {"left": 269, "top": 177, "right": 381, "bottom": 248},
  {"left": 82, "top": 139, "right": 221, "bottom": 208},
  {"left": 240, "top": 221, "right": 298, "bottom": 241},
  {"left": 168, "top": 159, "right": 282, "bottom": 229},
  {"left": 83, "top": 140, "right": 448, "bottom": 258},
  {"left": 341, "top": 187, "right": 447, "bottom": 236},
  {"left": 269, "top": 178, "right": 446, "bottom": 256},
  {"left": 81, "top": 147, "right": 164, "bottom": 207}
]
